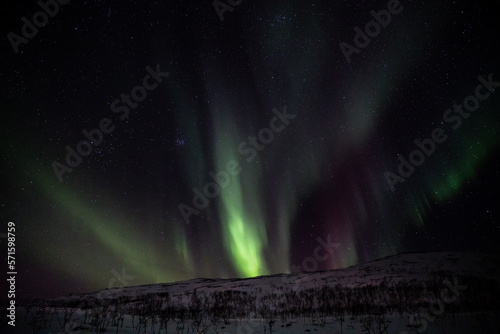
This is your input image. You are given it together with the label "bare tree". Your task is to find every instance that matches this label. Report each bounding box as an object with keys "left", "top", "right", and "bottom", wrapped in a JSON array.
[
  {"left": 258, "top": 299, "right": 276, "bottom": 334},
  {"left": 360, "top": 313, "right": 391, "bottom": 334},
  {"left": 159, "top": 294, "right": 173, "bottom": 333},
  {"left": 25, "top": 302, "right": 54, "bottom": 334},
  {"left": 175, "top": 305, "right": 187, "bottom": 334},
  {"left": 88, "top": 305, "right": 109, "bottom": 333},
  {"left": 55, "top": 306, "right": 78, "bottom": 334}
]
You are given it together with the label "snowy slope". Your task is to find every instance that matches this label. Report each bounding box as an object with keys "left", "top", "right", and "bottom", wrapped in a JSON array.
[
  {"left": 13, "top": 251, "right": 500, "bottom": 334},
  {"left": 47, "top": 251, "right": 500, "bottom": 303}
]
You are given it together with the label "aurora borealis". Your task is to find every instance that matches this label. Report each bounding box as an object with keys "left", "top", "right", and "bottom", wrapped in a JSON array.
[{"left": 1, "top": 0, "right": 500, "bottom": 301}]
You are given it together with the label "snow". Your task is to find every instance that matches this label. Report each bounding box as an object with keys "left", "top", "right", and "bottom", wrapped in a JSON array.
[{"left": 13, "top": 251, "right": 500, "bottom": 333}]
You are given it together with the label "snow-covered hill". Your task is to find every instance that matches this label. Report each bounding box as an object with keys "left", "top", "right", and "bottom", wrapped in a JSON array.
[
  {"left": 12, "top": 251, "right": 500, "bottom": 333},
  {"left": 48, "top": 251, "right": 500, "bottom": 303}
]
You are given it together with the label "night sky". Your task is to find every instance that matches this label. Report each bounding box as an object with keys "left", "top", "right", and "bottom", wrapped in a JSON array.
[{"left": 1, "top": 0, "right": 500, "bottom": 301}]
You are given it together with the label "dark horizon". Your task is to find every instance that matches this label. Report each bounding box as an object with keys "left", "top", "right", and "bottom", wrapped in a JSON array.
[{"left": 10, "top": 248, "right": 500, "bottom": 303}]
